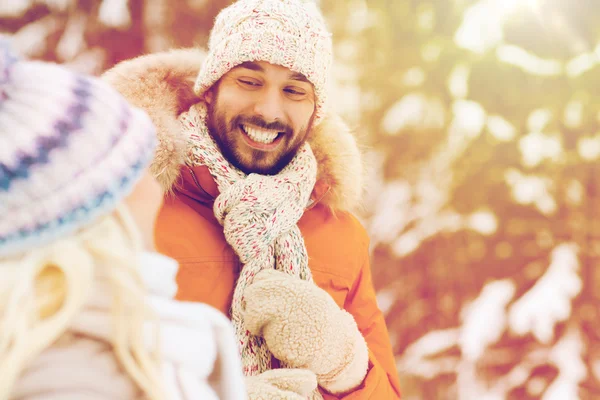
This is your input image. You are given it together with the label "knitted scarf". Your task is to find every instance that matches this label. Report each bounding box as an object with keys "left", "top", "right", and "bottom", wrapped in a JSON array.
[{"left": 180, "top": 103, "right": 318, "bottom": 376}]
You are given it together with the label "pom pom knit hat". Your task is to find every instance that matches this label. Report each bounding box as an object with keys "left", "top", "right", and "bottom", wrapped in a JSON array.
[
  {"left": 194, "top": 0, "right": 333, "bottom": 124},
  {"left": 0, "top": 39, "right": 157, "bottom": 257}
]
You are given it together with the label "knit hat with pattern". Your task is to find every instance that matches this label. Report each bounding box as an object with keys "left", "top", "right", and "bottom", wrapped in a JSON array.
[
  {"left": 0, "top": 39, "right": 157, "bottom": 257},
  {"left": 194, "top": 0, "right": 333, "bottom": 124}
]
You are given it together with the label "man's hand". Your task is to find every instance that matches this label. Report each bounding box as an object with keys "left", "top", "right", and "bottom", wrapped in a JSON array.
[{"left": 243, "top": 270, "right": 369, "bottom": 394}]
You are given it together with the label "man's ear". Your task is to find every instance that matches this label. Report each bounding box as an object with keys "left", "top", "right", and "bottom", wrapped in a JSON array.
[{"left": 204, "top": 87, "right": 214, "bottom": 105}]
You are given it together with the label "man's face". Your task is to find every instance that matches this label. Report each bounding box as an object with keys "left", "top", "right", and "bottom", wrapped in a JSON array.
[{"left": 204, "top": 61, "right": 316, "bottom": 175}]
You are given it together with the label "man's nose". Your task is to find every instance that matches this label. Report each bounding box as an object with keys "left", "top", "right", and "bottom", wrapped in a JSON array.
[{"left": 253, "top": 88, "right": 285, "bottom": 123}]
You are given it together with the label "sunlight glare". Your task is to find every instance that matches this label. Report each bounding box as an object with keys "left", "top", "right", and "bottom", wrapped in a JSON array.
[{"left": 455, "top": 0, "right": 542, "bottom": 54}]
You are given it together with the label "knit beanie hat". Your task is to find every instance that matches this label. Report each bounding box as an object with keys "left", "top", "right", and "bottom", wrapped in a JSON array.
[
  {"left": 194, "top": 0, "right": 333, "bottom": 124},
  {"left": 0, "top": 39, "right": 157, "bottom": 258}
]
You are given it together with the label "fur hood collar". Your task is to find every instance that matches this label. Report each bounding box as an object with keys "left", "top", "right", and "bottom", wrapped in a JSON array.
[{"left": 102, "top": 49, "right": 364, "bottom": 212}]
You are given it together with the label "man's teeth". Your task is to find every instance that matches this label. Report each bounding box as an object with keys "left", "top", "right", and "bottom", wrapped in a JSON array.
[{"left": 243, "top": 125, "right": 279, "bottom": 144}]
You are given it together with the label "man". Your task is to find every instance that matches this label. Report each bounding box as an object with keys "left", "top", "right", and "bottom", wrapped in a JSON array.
[{"left": 103, "top": 0, "right": 401, "bottom": 398}]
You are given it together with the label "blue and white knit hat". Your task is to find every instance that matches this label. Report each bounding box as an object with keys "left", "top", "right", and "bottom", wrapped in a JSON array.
[{"left": 0, "top": 39, "right": 157, "bottom": 258}]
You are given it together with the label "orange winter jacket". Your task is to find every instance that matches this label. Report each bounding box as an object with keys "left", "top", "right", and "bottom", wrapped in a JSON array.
[{"left": 103, "top": 49, "right": 401, "bottom": 399}]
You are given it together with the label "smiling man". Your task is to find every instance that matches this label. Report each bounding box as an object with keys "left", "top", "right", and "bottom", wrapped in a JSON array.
[
  {"left": 205, "top": 61, "right": 316, "bottom": 175},
  {"left": 103, "top": 0, "right": 401, "bottom": 398}
]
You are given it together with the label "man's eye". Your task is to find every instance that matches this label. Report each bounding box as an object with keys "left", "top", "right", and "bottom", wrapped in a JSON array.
[
  {"left": 239, "top": 79, "right": 260, "bottom": 86},
  {"left": 285, "top": 88, "right": 305, "bottom": 96}
]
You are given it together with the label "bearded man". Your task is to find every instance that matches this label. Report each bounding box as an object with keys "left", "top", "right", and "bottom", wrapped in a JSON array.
[{"left": 103, "top": 0, "right": 401, "bottom": 398}]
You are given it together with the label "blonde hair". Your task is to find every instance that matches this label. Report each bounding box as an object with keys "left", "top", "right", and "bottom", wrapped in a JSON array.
[{"left": 0, "top": 205, "right": 165, "bottom": 399}]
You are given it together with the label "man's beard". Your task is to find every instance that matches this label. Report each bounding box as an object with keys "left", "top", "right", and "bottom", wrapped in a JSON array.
[{"left": 205, "top": 102, "right": 311, "bottom": 176}]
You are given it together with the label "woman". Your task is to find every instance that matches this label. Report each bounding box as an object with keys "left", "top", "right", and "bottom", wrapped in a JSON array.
[{"left": 0, "top": 39, "right": 246, "bottom": 400}]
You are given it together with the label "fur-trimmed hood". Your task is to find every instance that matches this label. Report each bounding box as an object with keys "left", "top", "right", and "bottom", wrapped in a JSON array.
[{"left": 102, "top": 49, "right": 364, "bottom": 212}]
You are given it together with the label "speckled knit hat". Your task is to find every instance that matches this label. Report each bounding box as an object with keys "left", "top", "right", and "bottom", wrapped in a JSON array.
[
  {"left": 194, "top": 0, "right": 333, "bottom": 124},
  {"left": 0, "top": 39, "right": 157, "bottom": 257}
]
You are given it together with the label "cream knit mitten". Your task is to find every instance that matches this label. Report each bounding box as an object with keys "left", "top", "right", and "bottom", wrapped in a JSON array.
[
  {"left": 246, "top": 368, "right": 318, "bottom": 400},
  {"left": 243, "top": 270, "right": 369, "bottom": 394}
]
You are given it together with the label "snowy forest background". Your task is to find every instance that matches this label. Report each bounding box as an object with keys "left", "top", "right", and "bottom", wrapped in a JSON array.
[{"left": 2, "top": 0, "right": 599, "bottom": 398}]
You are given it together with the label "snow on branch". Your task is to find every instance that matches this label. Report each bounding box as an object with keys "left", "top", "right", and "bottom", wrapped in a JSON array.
[
  {"left": 396, "top": 328, "right": 460, "bottom": 379},
  {"left": 459, "top": 280, "right": 516, "bottom": 361},
  {"left": 508, "top": 244, "right": 582, "bottom": 344},
  {"left": 543, "top": 328, "right": 587, "bottom": 400},
  {"left": 98, "top": 0, "right": 131, "bottom": 29}
]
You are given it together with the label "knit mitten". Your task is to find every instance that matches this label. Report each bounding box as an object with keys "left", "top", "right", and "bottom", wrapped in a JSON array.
[
  {"left": 246, "top": 368, "right": 318, "bottom": 400},
  {"left": 243, "top": 270, "right": 369, "bottom": 394}
]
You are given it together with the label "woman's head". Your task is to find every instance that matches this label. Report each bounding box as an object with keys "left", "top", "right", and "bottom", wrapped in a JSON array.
[
  {"left": 0, "top": 38, "right": 165, "bottom": 399},
  {"left": 0, "top": 38, "right": 159, "bottom": 257}
]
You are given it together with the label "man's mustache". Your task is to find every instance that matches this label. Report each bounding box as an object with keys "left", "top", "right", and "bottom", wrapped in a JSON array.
[{"left": 232, "top": 115, "right": 293, "bottom": 135}]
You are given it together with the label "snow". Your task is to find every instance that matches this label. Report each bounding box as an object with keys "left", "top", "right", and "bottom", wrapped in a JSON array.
[
  {"left": 578, "top": 135, "right": 600, "bottom": 161},
  {"left": 56, "top": 13, "right": 86, "bottom": 62},
  {"left": 0, "top": 0, "right": 33, "bottom": 18},
  {"left": 454, "top": 0, "right": 504, "bottom": 53},
  {"left": 449, "top": 100, "right": 486, "bottom": 139},
  {"left": 527, "top": 109, "right": 553, "bottom": 132},
  {"left": 439, "top": 99, "right": 487, "bottom": 166},
  {"left": 593, "top": 359, "right": 600, "bottom": 382},
  {"left": 421, "top": 42, "right": 442, "bottom": 62},
  {"left": 98, "top": 0, "right": 132, "bottom": 29},
  {"left": 563, "top": 101, "right": 584, "bottom": 129},
  {"left": 187, "top": 0, "right": 209, "bottom": 11},
  {"left": 565, "top": 179, "right": 584, "bottom": 206},
  {"left": 417, "top": 5, "right": 435, "bottom": 32},
  {"left": 391, "top": 211, "right": 462, "bottom": 257},
  {"left": 518, "top": 131, "right": 563, "bottom": 168},
  {"left": 405, "top": 329, "right": 460, "bottom": 359},
  {"left": 381, "top": 93, "right": 446, "bottom": 135},
  {"left": 392, "top": 233, "right": 421, "bottom": 257},
  {"left": 9, "top": 16, "right": 59, "bottom": 57},
  {"left": 43, "top": 0, "right": 73, "bottom": 12},
  {"left": 63, "top": 48, "right": 106, "bottom": 75},
  {"left": 402, "top": 67, "right": 426, "bottom": 87},
  {"left": 447, "top": 64, "right": 470, "bottom": 99},
  {"left": 467, "top": 210, "right": 498, "bottom": 236},
  {"left": 376, "top": 287, "right": 397, "bottom": 316},
  {"left": 487, "top": 115, "right": 517, "bottom": 141},
  {"left": 454, "top": 0, "right": 542, "bottom": 54},
  {"left": 566, "top": 51, "right": 598, "bottom": 77},
  {"left": 497, "top": 45, "right": 562, "bottom": 76},
  {"left": 345, "top": 0, "right": 374, "bottom": 34},
  {"left": 397, "top": 328, "right": 460, "bottom": 379},
  {"left": 335, "top": 39, "right": 360, "bottom": 61},
  {"left": 459, "top": 280, "right": 516, "bottom": 361},
  {"left": 543, "top": 329, "right": 587, "bottom": 400},
  {"left": 508, "top": 244, "right": 582, "bottom": 344},
  {"left": 368, "top": 181, "right": 412, "bottom": 245},
  {"left": 505, "top": 169, "right": 557, "bottom": 215},
  {"left": 331, "top": 82, "right": 362, "bottom": 120}
]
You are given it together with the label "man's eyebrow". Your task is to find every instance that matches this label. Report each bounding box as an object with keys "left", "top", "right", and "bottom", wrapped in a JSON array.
[
  {"left": 233, "top": 61, "right": 264, "bottom": 72},
  {"left": 233, "top": 62, "right": 311, "bottom": 84},
  {"left": 289, "top": 71, "right": 310, "bottom": 84}
]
